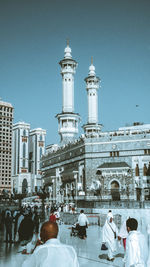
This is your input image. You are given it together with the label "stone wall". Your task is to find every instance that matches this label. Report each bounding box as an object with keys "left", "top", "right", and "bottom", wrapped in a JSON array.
[{"left": 61, "top": 212, "right": 121, "bottom": 228}]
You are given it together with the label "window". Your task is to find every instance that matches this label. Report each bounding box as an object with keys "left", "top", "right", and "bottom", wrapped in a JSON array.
[
  {"left": 110, "top": 151, "right": 119, "bottom": 157},
  {"left": 23, "top": 143, "right": 26, "bottom": 158},
  {"left": 23, "top": 159, "right": 26, "bottom": 168},
  {"left": 135, "top": 164, "right": 139, "bottom": 176},
  {"left": 143, "top": 164, "right": 147, "bottom": 176},
  {"left": 23, "top": 129, "right": 26, "bottom": 136},
  {"left": 144, "top": 149, "right": 150, "bottom": 155},
  {"left": 40, "top": 147, "right": 43, "bottom": 158}
]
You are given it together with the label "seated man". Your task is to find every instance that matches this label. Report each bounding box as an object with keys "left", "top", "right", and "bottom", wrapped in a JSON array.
[
  {"left": 71, "top": 222, "right": 80, "bottom": 236},
  {"left": 22, "top": 221, "right": 79, "bottom": 267},
  {"left": 124, "top": 218, "right": 148, "bottom": 267}
]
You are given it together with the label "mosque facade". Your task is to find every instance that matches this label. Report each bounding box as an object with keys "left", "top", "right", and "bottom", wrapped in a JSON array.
[{"left": 41, "top": 43, "right": 150, "bottom": 208}]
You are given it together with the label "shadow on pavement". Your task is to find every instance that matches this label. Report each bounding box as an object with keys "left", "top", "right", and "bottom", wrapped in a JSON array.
[
  {"left": 99, "top": 253, "right": 124, "bottom": 260},
  {"left": 98, "top": 254, "right": 108, "bottom": 260},
  {"left": 115, "top": 253, "right": 124, "bottom": 258}
]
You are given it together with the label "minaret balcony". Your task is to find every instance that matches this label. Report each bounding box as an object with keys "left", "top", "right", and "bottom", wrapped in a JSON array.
[
  {"left": 86, "top": 84, "right": 99, "bottom": 90},
  {"left": 59, "top": 127, "right": 78, "bottom": 134},
  {"left": 61, "top": 68, "right": 76, "bottom": 75}
]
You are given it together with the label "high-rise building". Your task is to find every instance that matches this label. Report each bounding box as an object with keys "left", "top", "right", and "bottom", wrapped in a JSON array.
[
  {"left": 29, "top": 128, "right": 46, "bottom": 191},
  {"left": 0, "top": 100, "right": 14, "bottom": 196},
  {"left": 12, "top": 122, "right": 46, "bottom": 194}
]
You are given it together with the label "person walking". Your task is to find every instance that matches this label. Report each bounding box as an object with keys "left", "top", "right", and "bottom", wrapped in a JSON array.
[
  {"left": 49, "top": 209, "right": 57, "bottom": 223},
  {"left": 33, "top": 210, "right": 40, "bottom": 234},
  {"left": 18, "top": 212, "right": 34, "bottom": 244},
  {"left": 101, "top": 212, "right": 118, "bottom": 261},
  {"left": 78, "top": 209, "right": 89, "bottom": 239},
  {"left": 5, "top": 212, "right": 13, "bottom": 243},
  {"left": 118, "top": 217, "right": 129, "bottom": 250},
  {"left": 22, "top": 221, "right": 79, "bottom": 267},
  {"left": 13, "top": 210, "right": 20, "bottom": 242},
  {"left": 124, "top": 218, "right": 148, "bottom": 267},
  {"left": 54, "top": 208, "right": 61, "bottom": 224},
  {"left": 147, "top": 223, "right": 150, "bottom": 266}
]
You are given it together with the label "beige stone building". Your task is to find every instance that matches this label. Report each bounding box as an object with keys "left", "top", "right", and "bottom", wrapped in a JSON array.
[{"left": 0, "top": 100, "right": 14, "bottom": 196}]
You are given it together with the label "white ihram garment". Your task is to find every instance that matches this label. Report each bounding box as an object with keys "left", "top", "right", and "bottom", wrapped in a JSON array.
[
  {"left": 125, "top": 230, "right": 148, "bottom": 267},
  {"left": 147, "top": 224, "right": 150, "bottom": 266},
  {"left": 78, "top": 213, "right": 89, "bottom": 226},
  {"left": 118, "top": 220, "right": 128, "bottom": 239},
  {"left": 22, "top": 238, "right": 79, "bottom": 267},
  {"left": 102, "top": 218, "right": 118, "bottom": 259}
]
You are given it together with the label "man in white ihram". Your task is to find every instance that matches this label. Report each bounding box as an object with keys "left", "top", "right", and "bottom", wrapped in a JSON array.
[
  {"left": 147, "top": 223, "right": 150, "bottom": 266},
  {"left": 78, "top": 209, "right": 89, "bottom": 239},
  {"left": 22, "top": 221, "right": 79, "bottom": 267},
  {"left": 124, "top": 218, "right": 148, "bottom": 267},
  {"left": 101, "top": 211, "right": 118, "bottom": 261}
]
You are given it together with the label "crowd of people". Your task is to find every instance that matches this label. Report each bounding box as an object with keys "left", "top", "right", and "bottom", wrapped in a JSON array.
[
  {"left": 0, "top": 206, "right": 150, "bottom": 266},
  {"left": 0, "top": 205, "right": 40, "bottom": 245}
]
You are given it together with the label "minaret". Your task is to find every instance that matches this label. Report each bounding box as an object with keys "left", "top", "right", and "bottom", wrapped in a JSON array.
[
  {"left": 56, "top": 41, "right": 80, "bottom": 144},
  {"left": 83, "top": 58, "right": 102, "bottom": 136}
]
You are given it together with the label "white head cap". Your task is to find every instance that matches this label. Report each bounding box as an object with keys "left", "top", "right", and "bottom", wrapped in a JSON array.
[{"left": 107, "top": 210, "right": 113, "bottom": 219}]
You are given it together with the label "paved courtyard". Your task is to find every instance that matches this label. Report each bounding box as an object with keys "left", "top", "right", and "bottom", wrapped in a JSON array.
[{"left": 0, "top": 224, "right": 125, "bottom": 267}]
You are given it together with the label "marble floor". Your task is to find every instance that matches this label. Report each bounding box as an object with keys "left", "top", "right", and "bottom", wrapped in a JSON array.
[{"left": 0, "top": 224, "right": 125, "bottom": 267}]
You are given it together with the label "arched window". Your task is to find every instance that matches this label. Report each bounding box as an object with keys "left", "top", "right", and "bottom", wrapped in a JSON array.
[
  {"left": 22, "top": 179, "right": 28, "bottom": 194},
  {"left": 111, "top": 181, "right": 119, "bottom": 190},
  {"left": 111, "top": 181, "right": 120, "bottom": 201},
  {"left": 135, "top": 164, "right": 139, "bottom": 176},
  {"left": 143, "top": 164, "right": 147, "bottom": 176},
  {"left": 146, "top": 162, "right": 150, "bottom": 176}
]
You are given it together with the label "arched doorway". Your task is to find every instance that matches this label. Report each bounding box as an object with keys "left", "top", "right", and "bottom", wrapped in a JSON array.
[
  {"left": 111, "top": 181, "right": 120, "bottom": 201},
  {"left": 22, "top": 179, "right": 28, "bottom": 194}
]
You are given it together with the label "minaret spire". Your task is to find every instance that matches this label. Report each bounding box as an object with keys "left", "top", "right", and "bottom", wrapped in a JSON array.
[
  {"left": 56, "top": 42, "right": 80, "bottom": 145},
  {"left": 83, "top": 59, "right": 102, "bottom": 136},
  {"left": 67, "top": 38, "right": 69, "bottom": 46},
  {"left": 64, "top": 39, "right": 72, "bottom": 59}
]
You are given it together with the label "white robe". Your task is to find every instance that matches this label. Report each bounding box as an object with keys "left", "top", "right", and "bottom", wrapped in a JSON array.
[
  {"left": 118, "top": 220, "right": 128, "bottom": 239},
  {"left": 22, "top": 238, "right": 79, "bottom": 267},
  {"left": 125, "top": 230, "right": 148, "bottom": 267},
  {"left": 147, "top": 224, "right": 150, "bottom": 266},
  {"left": 102, "top": 217, "right": 118, "bottom": 258},
  {"left": 78, "top": 213, "right": 89, "bottom": 226}
]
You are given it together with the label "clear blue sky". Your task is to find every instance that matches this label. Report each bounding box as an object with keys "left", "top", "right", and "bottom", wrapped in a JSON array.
[{"left": 0, "top": 0, "right": 150, "bottom": 145}]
